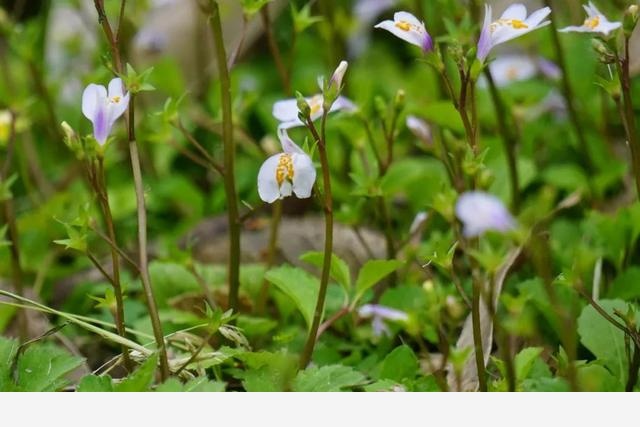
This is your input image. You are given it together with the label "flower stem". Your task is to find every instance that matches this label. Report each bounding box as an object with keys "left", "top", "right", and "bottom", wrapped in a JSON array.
[
  {"left": 96, "top": 157, "right": 133, "bottom": 371},
  {"left": 299, "top": 112, "right": 333, "bottom": 369},
  {"left": 209, "top": 0, "right": 241, "bottom": 313},
  {"left": 470, "top": 263, "right": 487, "bottom": 392},
  {"left": 1, "top": 112, "right": 27, "bottom": 341},
  {"left": 545, "top": 0, "right": 594, "bottom": 173},
  {"left": 127, "top": 96, "right": 169, "bottom": 380},
  {"left": 617, "top": 36, "right": 640, "bottom": 198},
  {"left": 483, "top": 69, "right": 520, "bottom": 212}
]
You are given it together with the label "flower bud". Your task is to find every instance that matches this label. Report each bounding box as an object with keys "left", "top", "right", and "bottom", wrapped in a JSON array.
[
  {"left": 624, "top": 4, "right": 639, "bottom": 37},
  {"left": 323, "top": 60, "right": 349, "bottom": 110},
  {"left": 295, "top": 91, "right": 311, "bottom": 121},
  {"left": 393, "top": 89, "right": 406, "bottom": 112}
]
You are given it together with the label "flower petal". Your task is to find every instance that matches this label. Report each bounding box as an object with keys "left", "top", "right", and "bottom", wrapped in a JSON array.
[
  {"left": 291, "top": 153, "right": 316, "bottom": 199},
  {"left": 500, "top": 3, "right": 527, "bottom": 21},
  {"left": 81, "top": 83, "right": 106, "bottom": 121},
  {"left": 257, "top": 154, "right": 283, "bottom": 203},
  {"left": 455, "top": 191, "right": 515, "bottom": 238},
  {"left": 278, "top": 128, "right": 305, "bottom": 155},
  {"left": 272, "top": 98, "right": 300, "bottom": 123},
  {"left": 107, "top": 78, "right": 125, "bottom": 100},
  {"left": 393, "top": 11, "right": 422, "bottom": 28}
]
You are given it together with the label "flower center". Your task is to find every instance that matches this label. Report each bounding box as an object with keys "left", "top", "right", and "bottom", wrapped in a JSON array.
[
  {"left": 395, "top": 21, "right": 412, "bottom": 31},
  {"left": 309, "top": 95, "right": 323, "bottom": 116},
  {"left": 506, "top": 66, "right": 519, "bottom": 80},
  {"left": 584, "top": 15, "right": 600, "bottom": 29},
  {"left": 275, "top": 154, "right": 294, "bottom": 186},
  {"left": 490, "top": 19, "right": 529, "bottom": 33},
  {"left": 110, "top": 96, "right": 121, "bottom": 103}
]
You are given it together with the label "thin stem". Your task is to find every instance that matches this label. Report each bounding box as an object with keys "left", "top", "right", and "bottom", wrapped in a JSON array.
[
  {"left": 316, "top": 306, "right": 350, "bottom": 338},
  {"left": 261, "top": 4, "right": 291, "bottom": 95},
  {"left": 484, "top": 69, "right": 520, "bottom": 212},
  {"left": 96, "top": 157, "right": 133, "bottom": 371},
  {"left": 256, "top": 199, "right": 283, "bottom": 314},
  {"left": 617, "top": 37, "right": 640, "bottom": 198},
  {"left": 299, "top": 112, "right": 334, "bottom": 369},
  {"left": 544, "top": 0, "right": 594, "bottom": 172},
  {"left": 209, "top": 0, "right": 241, "bottom": 313},
  {"left": 127, "top": 96, "right": 169, "bottom": 381},
  {"left": 1, "top": 111, "right": 27, "bottom": 341},
  {"left": 471, "top": 267, "right": 487, "bottom": 392},
  {"left": 626, "top": 342, "right": 640, "bottom": 392}
]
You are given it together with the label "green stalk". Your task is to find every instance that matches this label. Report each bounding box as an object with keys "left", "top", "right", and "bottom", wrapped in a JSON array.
[
  {"left": 617, "top": 36, "right": 640, "bottom": 198},
  {"left": 483, "top": 69, "right": 520, "bottom": 212},
  {"left": 209, "top": 1, "right": 241, "bottom": 313},
  {"left": 96, "top": 157, "right": 133, "bottom": 371},
  {"left": 256, "top": 199, "right": 283, "bottom": 314},
  {"left": 299, "top": 111, "right": 333, "bottom": 369},
  {"left": 127, "top": 96, "right": 170, "bottom": 380}
]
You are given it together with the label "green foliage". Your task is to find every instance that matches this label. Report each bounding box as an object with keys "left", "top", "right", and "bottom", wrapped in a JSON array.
[
  {"left": 113, "top": 354, "right": 159, "bottom": 392},
  {"left": 265, "top": 265, "right": 319, "bottom": 329},
  {"left": 0, "top": 337, "right": 84, "bottom": 392},
  {"left": 293, "top": 365, "right": 367, "bottom": 392},
  {"left": 354, "top": 260, "right": 404, "bottom": 304},
  {"left": 378, "top": 345, "right": 419, "bottom": 384}
]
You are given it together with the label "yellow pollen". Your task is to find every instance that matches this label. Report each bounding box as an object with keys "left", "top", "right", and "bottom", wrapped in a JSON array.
[
  {"left": 584, "top": 15, "right": 600, "bottom": 29},
  {"left": 506, "top": 66, "right": 519, "bottom": 80},
  {"left": 395, "top": 21, "right": 412, "bottom": 31},
  {"left": 111, "top": 96, "right": 121, "bottom": 103},
  {"left": 491, "top": 19, "right": 529, "bottom": 32},
  {"left": 275, "top": 154, "right": 294, "bottom": 186}
]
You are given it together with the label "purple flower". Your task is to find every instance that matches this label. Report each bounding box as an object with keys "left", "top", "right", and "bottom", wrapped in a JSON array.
[
  {"left": 455, "top": 191, "right": 516, "bottom": 238},
  {"left": 358, "top": 304, "right": 409, "bottom": 338},
  {"left": 477, "top": 4, "right": 552, "bottom": 62},
  {"left": 374, "top": 11, "right": 434, "bottom": 53},
  {"left": 81, "top": 78, "right": 129, "bottom": 145}
]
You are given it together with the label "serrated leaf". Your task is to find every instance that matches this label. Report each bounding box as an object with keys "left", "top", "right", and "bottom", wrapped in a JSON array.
[
  {"left": 234, "top": 351, "right": 297, "bottom": 392},
  {"left": 15, "top": 342, "right": 84, "bottom": 391},
  {"left": 293, "top": 365, "right": 367, "bottom": 392},
  {"left": 354, "top": 260, "right": 403, "bottom": 303},
  {"left": 514, "top": 347, "right": 544, "bottom": 382},
  {"left": 300, "top": 251, "right": 351, "bottom": 291},
  {"left": 114, "top": 354, "right": 158, "bottom": 392},
  {"left": 265, "top": 265, "right": 319, "bottom": 329}
]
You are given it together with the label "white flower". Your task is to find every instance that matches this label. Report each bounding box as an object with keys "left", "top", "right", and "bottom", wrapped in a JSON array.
[
  {"left": 477, "top": 3, "right": 552, "bottom": 62},
  {"left": 81, "top": 78, "right": 129, "bottom": 145},
  {"left": 272, "top": 94, "right": 356, "bottom": 130},
  {"left": 406, "top": 115, "right": 432, "bottom": 145},
  {"left": 329, "top": 60, "right": 348, "bottom": 90},
  {"left": 559, "top": 2, "right": 621, "bottom": 36},
  {"left": 358, "top": 304, "right": 409, "bottom": 338},
  {"left": 374, "top": 11, "right": 434, "bottom": 52},
  {"left": 455, "top": 191, "right": 516, "bottom": 238},
  {"left": 257, "top": 129, "right": 316, "bottom": 203},
  {"left": 486, "top": 54, "right": 539, "bottom": 87}
]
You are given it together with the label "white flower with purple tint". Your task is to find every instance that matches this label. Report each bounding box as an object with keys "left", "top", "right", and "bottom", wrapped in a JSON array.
[
  {"left": 358, "top": 304, "right": 409, "bottom": 338},
  {"left": 81, "top": 78, "right": 129, "bottom": 145},
  {"left": 272, "top": 94, "right": 356, "bottom": 130},
  {"left": 559, "top": 2, "right": 621, "bottom": 36},
  {"left": 477, "top": 4, "right": 551, "bottom": 62},
  {"left": 374, "top": 11, "right": 434, "bottom": 53},
  {"left": 455, "top": 191, "right": 515, "bottom": 238},
  {"left": 406, "top": 115, "right": 432, "bottom": 145},
  {"left": 257, "top": 128, "right": 316, "bottom": 203}
]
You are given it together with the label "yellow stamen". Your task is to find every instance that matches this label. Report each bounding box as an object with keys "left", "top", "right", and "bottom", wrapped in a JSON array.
[
  {"left": 111, "top": 96, "right": 121, "bottom": 103},
  {"left": 395, "top": 21, "right": 412, "bottom": 32},
  {"left": 309, "top": 95, "right": 323, "bottom": 116},
  {"left": 491, "top": 19, "right": 529, "bottom": 33},
  {"left": 584, "top": 15, "right": 600, "bottom": 29},
  {"left": 275, "top": 154, "right": 294, "bottom": 186}
]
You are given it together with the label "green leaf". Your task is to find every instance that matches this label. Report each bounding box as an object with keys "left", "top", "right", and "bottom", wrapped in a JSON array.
[
  {"left": 291, "top": 3, "right": 322, "bottom": 33},
  {"left": 577, "top": 299, "right": 636, "bottom": 384},
  {"left": 608, "top": 267, "right": 640, "bottom": 300},
  {"left": 77, "top": 374, "right": 114, "bottom": 392},
  {"left": 240, "top": 0, "right": 272, "bottom": 15},
  {"left": 293, "top": 364, "right": 367, "bottom": 392},
  {"left": 14, "top": 342, "right": 84, "bottom": 391},
  {"left": 300, "top": 251, "right": 351, "bottom": 291},
  {"left": 379, "top": 345, "right": 419, "bottom": 383},
  {"left": 514, "top": 347, "right": 544, "bottom": 382},
  {"left": 155, "top": 377, "right": 226, "bottom": 392},
  {"left": 421, "top": 102, "right": 463, "bottom": 133},
  {"left": 265, "top": 265, "right": 319, "bottom": 329},
  {"left": 234, "top": 351, "right": 297, "bottom": 392},
  {"left": 522, "top": 377, "right": 570, "bottom": 392},
  {"left": 0, "top": 337, "right": 19, "bottom": 391},
  {"left": 114, "top": 354, "right": 158, "bottom": 392},
  {"left": 354, "top": 260, "right": 403, "bottom": 303},
  {"left": 576, "top": 364, "right": 624, "bottom": 392}
]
